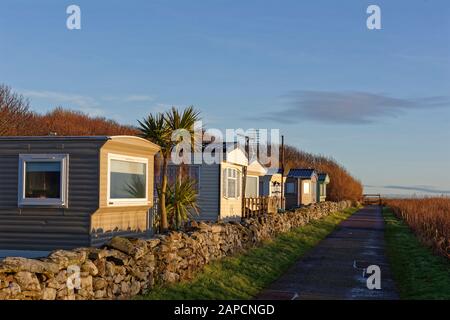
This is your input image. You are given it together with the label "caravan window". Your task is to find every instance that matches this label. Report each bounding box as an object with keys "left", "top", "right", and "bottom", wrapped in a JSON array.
[
  {"left": 108, "top": 153, "right": 148, "bottom": 206},
  {"left": 222, "top": 168, "right": 241, "bottom": 198},
  {"left": 286, "top": 182, "right": 295, "bottom": 194},
  {"left": 18, "top": 154, "right": 69, "bottom": 207},
  {"left": 303, "top": 181, "right": 310, "bottom": 194},
  {"left": 245, "top": 176, "right": 258, "bottom": 197}
]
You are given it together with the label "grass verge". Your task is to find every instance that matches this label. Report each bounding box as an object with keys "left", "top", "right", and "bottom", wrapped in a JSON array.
[
  {"left": 138, "top": 207, "right": 358, "bottom": 300},
  {"left": 383, "top": 207, "right": 450, "bottom": 299}
]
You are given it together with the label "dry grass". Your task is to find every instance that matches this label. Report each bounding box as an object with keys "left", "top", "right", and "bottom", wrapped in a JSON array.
[{"left": 385, "top": 197, "right": 450, "bottom": 259}]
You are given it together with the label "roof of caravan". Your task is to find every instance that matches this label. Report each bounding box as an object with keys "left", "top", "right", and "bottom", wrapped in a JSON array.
[
  {"left": 0, "top": 135, "right": 160, "bottom": 149},
  {"left": 287, "top": 168, "right": 317, "bottom": 179},
  {"left": 0, "top": 136, "right": 112, "bottom": 141},
  {"left": 318, "top": 173, "right": 330, "bottom": 183},
  {"left": 247, "top": 159, "right": 268, "bottom": 176}
]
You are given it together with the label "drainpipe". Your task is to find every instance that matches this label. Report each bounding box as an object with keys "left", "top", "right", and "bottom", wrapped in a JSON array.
[{"left": 241, "top": 136, "right": 249, "bottom": 217}]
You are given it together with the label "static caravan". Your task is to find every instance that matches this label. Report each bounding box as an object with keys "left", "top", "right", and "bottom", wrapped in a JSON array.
[
  {"left": 0, "top": 136, "right": 159, "bottom": 251},
  {"left": 284, "top": 169, "right": 318, "bottom": 209},
  {"left": 245, "top": 160, "right": 267, "bottom": 198},
  {"left": 259, "top": 168, "right": 285, "bottom": 199},
  {"left": 166, "top": 143, "right": 249, "bottom": 222},
  {"left": 316, "top": 173, "right": 330, "bottom": 202}
]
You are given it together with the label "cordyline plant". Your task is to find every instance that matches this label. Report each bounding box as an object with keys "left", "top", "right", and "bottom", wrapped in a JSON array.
[
  {"left": 138, "top": 106, "right": 200, "bottom": 232},
  {"left": 166, "top": 178, "right": 200, "bottom": 229}
]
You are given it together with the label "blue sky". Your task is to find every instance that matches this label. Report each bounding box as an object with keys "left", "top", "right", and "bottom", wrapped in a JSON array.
[{"left": 1, "top": 0, "right": 449, "bottom": 196}]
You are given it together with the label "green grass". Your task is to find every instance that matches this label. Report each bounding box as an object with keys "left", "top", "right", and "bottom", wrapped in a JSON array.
[
  {"left": 138, "top": 207, "right": 358, "bottom": 300},
  {"left": 383, "top": 207, "right": 450, "bottom": 299}
]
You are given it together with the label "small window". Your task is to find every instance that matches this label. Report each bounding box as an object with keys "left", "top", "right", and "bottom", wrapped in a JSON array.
[
  {"left": 222, "top": 168, "right": 241, "bottom": 198},
  {"left": 108, "top": 154, "right": 148, "bottom": 206},
  {"left": 245, "top": 176, "right": 258, "bottom": 197},
  {"left": 286, "top": 182, "right": 295, "bottom": 194},
  {"left": 272, "top": 181, "right": 281, "bottom": 195},
  {"left": 303, "top": 181, "right": 310, "bottom": 194},
  {"left": 18, "top": 154, "right": 69, "bottom": 207}
]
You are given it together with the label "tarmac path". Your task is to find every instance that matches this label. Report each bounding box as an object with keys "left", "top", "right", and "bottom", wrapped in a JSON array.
[{"left": 257, "top": 206, "right": 399, "bottom": 300}]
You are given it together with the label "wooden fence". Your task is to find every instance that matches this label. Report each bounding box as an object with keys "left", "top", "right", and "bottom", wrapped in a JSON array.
[
  {"left": 362, "top": 194, "right": 382, "bottom": 206},
  {"left": 243, "top": 196, "right": 284, "bottom": 218}
]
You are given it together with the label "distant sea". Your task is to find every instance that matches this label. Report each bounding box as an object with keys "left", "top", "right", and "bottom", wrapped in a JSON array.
[{"left": 364, "top": 186, "right": 450, "bottom": 199}]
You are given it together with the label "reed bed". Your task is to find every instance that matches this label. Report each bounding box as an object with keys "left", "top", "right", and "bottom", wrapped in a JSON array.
[{"left": 385, "top": 197, "right": 450, "bottom": 259}]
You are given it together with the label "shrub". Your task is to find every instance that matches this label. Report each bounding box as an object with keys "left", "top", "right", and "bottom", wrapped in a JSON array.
[{"left": 0, "top": 84, "right": 137, "bottom": 136}]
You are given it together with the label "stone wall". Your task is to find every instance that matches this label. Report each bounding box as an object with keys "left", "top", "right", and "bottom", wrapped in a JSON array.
[{"left": 0, "top": 201, "right": 352, "bottom": 300}]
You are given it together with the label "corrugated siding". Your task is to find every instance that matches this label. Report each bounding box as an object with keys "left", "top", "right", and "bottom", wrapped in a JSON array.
[
  {"left": 0, "top": 140, "right": 103, "bottom": 250},
  {"left": 163, "top": 163, "right": 220, "bottom": 222},
  {"left": 195, "top": 164, "right": 220, "bottom": 221}
]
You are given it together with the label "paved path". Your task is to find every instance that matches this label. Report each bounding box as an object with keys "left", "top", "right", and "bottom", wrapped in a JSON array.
[{"left": 257, "top": 206, "right": 399, "bottom": 300}]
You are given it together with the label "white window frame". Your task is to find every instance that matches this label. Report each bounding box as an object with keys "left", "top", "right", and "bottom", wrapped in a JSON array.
[
  {"left": 18, "top": 154, "right": 69, "bottom": 208},
  {"left": 223, "top": 167, "right": 241, "bottom": 199},
  {"left": 107, "top": 153, "right": 149, "bottom": 207}
]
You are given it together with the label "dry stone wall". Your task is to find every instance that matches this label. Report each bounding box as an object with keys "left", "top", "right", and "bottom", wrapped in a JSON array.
[{"left": 0, "top": 201, "right": 352, "bottom": 300}]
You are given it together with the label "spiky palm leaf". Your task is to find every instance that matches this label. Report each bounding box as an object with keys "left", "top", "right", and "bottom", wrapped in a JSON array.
[
  {"left": 165, "top": 106, "right": 201, "bottom": 147},
  {"left": 165, "top": 178, "right": 199, "bottom": 229},
  {"left": 137, "top": 113, "right": 171, "bottom": 156},
  {"left": 138, "top": 106, "right": 201, "bottom": 231}
]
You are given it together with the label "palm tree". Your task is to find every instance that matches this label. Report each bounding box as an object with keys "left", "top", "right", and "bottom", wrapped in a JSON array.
[{"left": 138, "top": 106, "right": 200, "bottom": 232}]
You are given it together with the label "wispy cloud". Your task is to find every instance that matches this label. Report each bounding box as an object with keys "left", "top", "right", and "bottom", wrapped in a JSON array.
[
  {"left": 254, "top": 91, "right": 450, "bottom": 124},
  {"left": 21, "top": 90, "right": 157, "bottom": 117},
  {"left": 365, "top": 184, "right": 450, "bottom": 194},
  {"left": 21, "top": 90, "right": 105, "bottom": 116}
]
